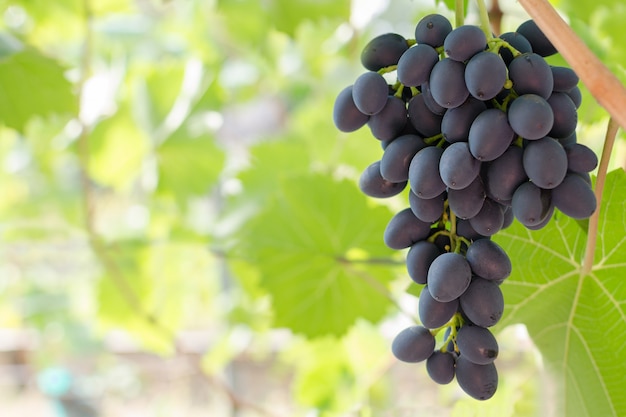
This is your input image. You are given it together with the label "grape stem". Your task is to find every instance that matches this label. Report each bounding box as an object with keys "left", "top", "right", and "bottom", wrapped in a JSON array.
[
  {"left": 581, "top": 118, "right": 619, "bottom": 276},
  {"left": 475, "top": 0, "right": 494, "bottom": 40},
  {"left": 517, "top": 0, "right": 626, "bottom": 132},
  {"left": 455, "top": 0, "right": 464, "bottom": 28}
]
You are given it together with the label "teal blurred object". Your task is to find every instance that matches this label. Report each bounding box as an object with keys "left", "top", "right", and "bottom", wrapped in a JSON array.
[{"left": 37, "top": 367, "right": 100, "bottom": 417}]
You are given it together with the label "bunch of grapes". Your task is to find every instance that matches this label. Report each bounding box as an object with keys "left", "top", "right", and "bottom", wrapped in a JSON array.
[{"left": 333, "top": 14, "right": 598, "bottom": 400}]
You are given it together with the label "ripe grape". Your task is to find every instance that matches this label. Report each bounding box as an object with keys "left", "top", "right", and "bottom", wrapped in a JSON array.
[
  {"left": 397, "top": 44, "right": 440, "bottom": 87},
  {"left": 368, "top": 96, "right": 408, "bottom": 141},
  {"left": 439, "top": 142, "right": 481, "bottom": 190},
  {"left": 564, "top": 143, "right": 598, "bottom": 173},
  {"left": 466, "top": 239, "right": 512, "bottom": 281},
  {"left": 391, "top": 325, "right": 435, "bottom": 363},
  {"left": 498, "top": 32, "right": 532, "bottom": 65},
  {"left": 456, "top": 326, "right": 499, "bottom": 365},
  {"left": 447, "top": 175, "right": 486, "bottom": 219},
  {"left": 551, "top": 66, "right": 579, "bottom": 92},
  {"left": 465, "top": 51, "right": 507, "bottom": 101},
  {"left": 361, "top": 33, "right": 409, "bottom": 71},
  {"left": 415, "top": 14, "right": 453, "bottom": 47},
  {"left": 380, "top": 134, "right": 427, "bottom": 182},
  {"left": 333, "top": 86, "right": 369, "bottom": 132},
  {"left": 485, "top": 146, "right": 527, "bottom": 202},
  {"left": 455, "top": 356, "right": 498, "bottom": 400},
  {"left": 407, "top": 94, "right": 444, "bottom": 137},
  {"left": 547, "top": 92, "right": 578, "bottom": 138},
  {"left": 409, "top": 146, "right": 447, "bottom": 199},
  {"left": 419, "top": 285, "right": 459, "bottom": 329},
  {"left": 516, "top": 19, "right": 557, "bottom": 57},
  {"left": 429, "top": 58, "right": 469, "bottom": 109},
  {"left": 384, "top": 208, "right": 432, "bottom": 249},
  {"left": 460, "top": 278, "right": 504, "bottom": 327},
  {"left": 508, "top": 53, "right": 553, "bottom": 99},
  {"left": 427, "top": 252, "right": 472, "bottom": 302},
  {"left": 469, "top": 198, "right": 505, "bottom": 236},
  {"left": 523, "top": 137, "right": 568, "bottom": 189},
  {"left": 511, "top": 181, "right": 552, "bottom": 227},
  {"left": 426, "top": 351, "right": 455, "bottom": 384},
  {"left": 409, "top": 190, "right": 446, "bottom": 223},
  {"left": 352, "top": 72, "right": 390, "bottom": 115},
  {"left": 551, "top": 173, "right": 597, "bottom": 219},
  {"left": 406, "top": 241, "right": 441, "bottom": 285},
  {"left": 507, "top": 94, "right": 554, "bottom": 140},
  {"left": 469, "top": 108, "right": 515, "bottom": 161},
  {"left": 444, "top": 25, "right": 487, "bottom": 62},
  {"left": 358, "top": 160, "right": 407, "bottom": 198},
  {"left": 441, "top": 97, "right": 486, "bottom": 143}
]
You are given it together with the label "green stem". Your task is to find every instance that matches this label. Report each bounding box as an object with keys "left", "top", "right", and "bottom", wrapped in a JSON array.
[
  {"left": 581, "top": 117, "right": 619, "bottom": 275},
  {"left": 475, "top": 0, "right": 494, "bottom": 40},
  {"left": 455, "top": 0, "right": 464, "bottom": 27}
]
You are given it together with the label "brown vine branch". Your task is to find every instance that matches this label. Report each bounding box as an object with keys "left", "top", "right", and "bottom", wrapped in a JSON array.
[
  {"left": 517, "top": 0, "right": 626, "bottom": 132},
  {"left": 582, "top": 118, "right": 619, "bottom": 275}
]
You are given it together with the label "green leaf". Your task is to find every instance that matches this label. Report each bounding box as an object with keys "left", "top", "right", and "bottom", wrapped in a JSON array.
[
  {"left": 232, "top": 174, "right": 397, "bottom": 338},
  {"left": 0, "top": 49, "right": 76, "bottom": 132},
  {"left": 87, "top": 104, "right": 149, "bottom": 189},
  {"left": 156, "top": 128, "right": 225, "bottom": 198},
  {"left": 493, "top": 169, "right": 626, "bottom": 417}
]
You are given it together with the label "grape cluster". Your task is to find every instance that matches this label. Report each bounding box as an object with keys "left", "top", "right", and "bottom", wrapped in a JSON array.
[{"left": 333, "top": 14, "right": 598, "bottom": 400}]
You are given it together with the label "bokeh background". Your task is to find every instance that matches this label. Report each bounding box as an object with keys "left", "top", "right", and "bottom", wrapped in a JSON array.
[{"left": 0, "top": 0, "right": 625, "bottom": 416}]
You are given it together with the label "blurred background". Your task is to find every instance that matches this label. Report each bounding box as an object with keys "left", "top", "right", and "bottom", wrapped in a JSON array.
[{"left": 0, "top": 0, "right": 624, "bottom": 416}]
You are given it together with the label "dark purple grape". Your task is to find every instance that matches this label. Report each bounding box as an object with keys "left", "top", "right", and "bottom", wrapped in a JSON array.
[
  {"left": 460, "top": 278, "right": 504, "bottom": 327},
  {"left": 419, "top": 285, "right": 459, "bottom": 329},
  {"left": 352, "top": 72, "right": 389, "bottom": 115},
  {"left": 409, "top": 190, "right": 445, "bottom": 222},
  {"left": 427, "top": 252, "right": 472, "bottom": 302},
  {"left": 409, "top": 146, "right": 447, "bottom": 199},
  {"left": 448, "top": 175, "right": 486, "bottom": 219},
  {"left": 358, "top": 160, "right": 407, "bottom": 198},
  {"left": 439, "top": 142, "right": 481, "bottom": 190},
  {"left": 333, "top": 86, "right": 369, "bottom": 132},
  {"left": 551, "top": 173, "right": 597, "bottom": 219},
  {"left": 426, "top": 351, "right": 455, "bottom": 384},
  {"left": 415, "top": 14, "right": 453, "bottom": 48},
  {"left": 466, "top": 239, "right": 512, "bottom": 281},
  {"left": 469, "top": 108, "right": 515, "bottom": 161},
  {"left": 456, "top": 218, "right": 489, "bottom": 241},
  {"left": 443, "top": 25, "right": 487, "bottom": 62},
  {"left": 407, "top": 94, "right": 444, "bottom": 137},
  {"left": 397, "top": 44, "right": 440, "bottom": 87},
  {"left": 391, "top": 325, "right": 435, "bottom": 363},
  {"left": 420, "top": 81, "right": 447, "bottom": 115},
  {"left": 406, "top": 241, "right": 441, "bottom": 285},
  {"left": 507, "top": 94, "right": 554, "bottom": 140},
  {"left": 566, "top": 86, "right": 582, "bottom": 109},
  {"left": 384, "top": 208, "right": 432, "bottom": 249},
  {"left": 368, "top": 96, "right": 407, "bottom": 141},
  {"left": 498, "top": 32, "right": 532, "bottom": 65},
  {"left": 551, "top": 66, "right": 579, "bottom": 92},
  {"left": 465, "top": 51, "right": 507, "bottom": 101},
  {"left": 441, "top": 97, "right": 486, "bottom": 143},
  {"left": 564, "top": 143, "right": 598, "bottom": 173},
  {"left": 526, "top": 204, "right": 555, "bottom": 230},
  {"left": 456, "top": 326, "right": 499, "bottom": 365},
  {"left": 547, "top": 92, "right": 578, "bottom": 138},
  {"left": 380, "top": 134, "right": 427, "bottom": 182},
  {"left": 508, "top": 53, "right": 553, "bottom": 99},
  {"left": 511, "top": 181, "right": 552, "bottom": 227},
  {"left": 361, "top": 33, "right": 409, "bottom": 71},
  {"left": 455, "top": 356, "right": 498, "bottom": 400},
  {"left": 523, "top": 137, "right": 568, "bottom": 189},
  {"left": 516, "top": 19, "right": 557, "bottom": 57},
  {"left": 469, "top": 198, "right": 505, "bottom": 236},
  {"left": 429, "top": 58, "right": 469, "bottom": 109},
  {"left": 485, "top": 146, "right": 528, "bottom": 202}
]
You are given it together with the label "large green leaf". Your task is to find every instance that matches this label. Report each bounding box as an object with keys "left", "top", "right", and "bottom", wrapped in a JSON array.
[
  {"left": 494, "top": 169, "right": 626, "bottom": 417},
  {"left": 0, "top": 49, "right": 76, "bottom": 132},
  {"left": 232, "top": 174, "right": 398, "bottom": 337}
]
